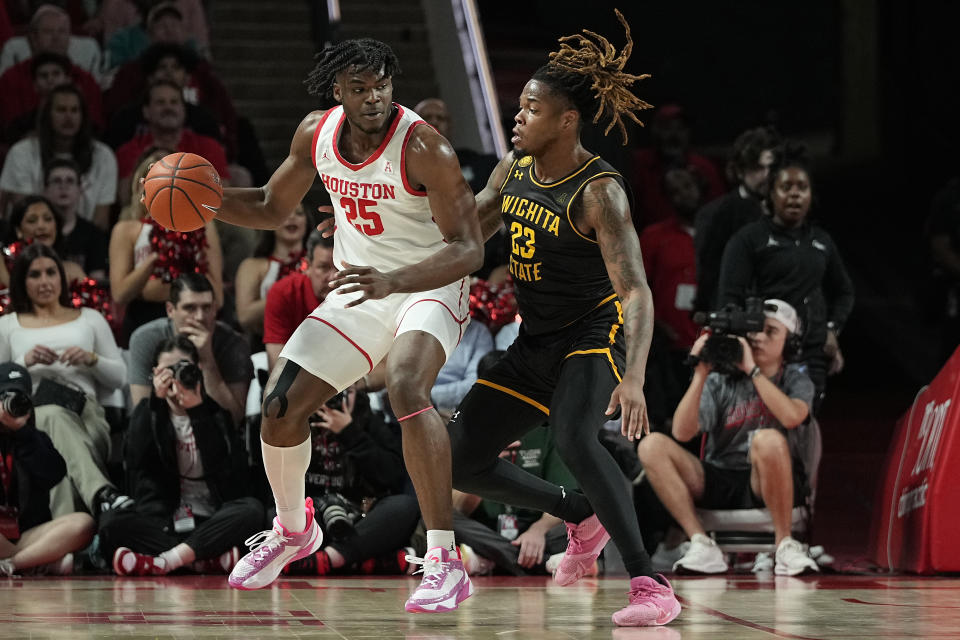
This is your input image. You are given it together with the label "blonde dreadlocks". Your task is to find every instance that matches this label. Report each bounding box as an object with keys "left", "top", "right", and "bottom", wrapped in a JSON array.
[{"left": 534, "top": 9, "right": 652, "bottom": 144}]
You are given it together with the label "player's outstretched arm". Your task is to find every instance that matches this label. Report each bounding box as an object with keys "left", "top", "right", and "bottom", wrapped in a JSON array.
[
  {"left": 583, "top": 177, "right": 655, "bottom": 439},
  {"left": 385, "top": 125, "right": 484, "bottom": 291},
  {"left": 216, "top": 111, "right": 324, "bottom": 230},
  {"left": 475, "top": 154, "right": 514, "bottom": 242}
]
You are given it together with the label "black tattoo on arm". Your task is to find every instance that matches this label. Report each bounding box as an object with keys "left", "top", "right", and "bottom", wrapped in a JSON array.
[{"left": 585, "top": 178, "right": 655, "bottom": 375}]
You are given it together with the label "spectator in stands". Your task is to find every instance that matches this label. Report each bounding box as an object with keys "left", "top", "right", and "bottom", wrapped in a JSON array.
[
  {"left": 630, "top": 104, "right": 725, "bottom": 229},
  {"left": 694, "top": 127, "right": 779, "bottom": 314},
  {"left": 2, "top": 51, "right": 71, "bottom": 145},
  {"left": 42, "top": 158, "right": 108, "bottom": 279},
  {"left": 114, "top": 79, "right": 229, "bottom": 183},
  {"left": 432, "top": 320, "right": 493, "bottom": 421},
  {"left": 100, "top": 334, "right": 263, "bottom": 576},
  {"left": 262, "top": 231, "right": 336, "bottom": 371},
  {"left": 5, "top": 195, "right": 87, "bottom": 283},
  {"left": 128, "top": 273, "right": 251, "bottom": 426},
  {"left": 0, "top": 362, "right": 96, "bottom": 577},
  {"left": 0, "top": 84, "right": 117, "bottom": 228},
  {"left": 104, "top": 43, "right": 224, "bottom": 153},
  {"left": 284, "top": 384, "right": 420, "bottom": 576},
  {"left": 0, "top": 243, "right": 131, "bottom": 520},
  {"left": 718, "top": 143, "right": 854, "bottom": 408},
  {"left": 925, "top": 174, "right": 960, "bottom": 365},
  {"left": 0, "top": 8, "right": 103, "bottom": 133},
  {"left": 637, "top": 299, "right": 819, "bottom": 576},
  {"left": 117, "top": 145, "right": 169, "bottom": 213},
  {"left": 414, "top": 97, "right": 506, "bottom": 279},
  {"left": 640, "top": 167, "right": 701, "bottom": 432},
  {"left": 109, "top": 151, "right": 223, "bottom": 344},
  {"left": 453, "top": 424, "right": 579, "bottom": 577},
  {"left": 0, "top": 4, "right": 101, "bottom": 78},
  {"left": 85, "top": 0, "right": 208, "bottom": 60},
  {"left": 234, "top": 204, "right": 308, "bottom": 336},
  {"left": 104, "top": 1, "right": 205, "bottom": 71}
]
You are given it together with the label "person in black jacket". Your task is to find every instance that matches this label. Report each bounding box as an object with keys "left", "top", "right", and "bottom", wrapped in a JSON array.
[
  {"left": 98, "top": 335, "right": 264, "bottom": 576},
  {"left": 284, "top": 385, "right": 420, "bottom": 576},
  {"left": 0, "top": 362, "right": 95, "bottom": 577},
  {"left": 717, "top": 143, "right": 855, "bottom": 408}
]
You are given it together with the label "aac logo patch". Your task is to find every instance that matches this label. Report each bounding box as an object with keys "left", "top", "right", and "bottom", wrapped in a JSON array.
[{"left": 518, "top": 155, "right": 533, "bottom": 167}]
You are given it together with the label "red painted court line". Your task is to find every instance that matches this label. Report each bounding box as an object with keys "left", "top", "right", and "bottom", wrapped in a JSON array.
[
  {"left": 844, "top": 597, "right": 960, "bottom": 609},
  {"left": 676, "top": 595, "right": 826, "bottom": 640}
]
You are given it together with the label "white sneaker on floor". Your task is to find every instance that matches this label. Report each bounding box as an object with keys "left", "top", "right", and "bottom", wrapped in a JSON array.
[
  {"left": 673, "top": 533, "right": 728, "bottom": 574},
  {"left": 774, "top": 537, "right": 819, "bottom": 576},
  {"left": 752, "top": 551, "right": 774, "bottom": 573}
]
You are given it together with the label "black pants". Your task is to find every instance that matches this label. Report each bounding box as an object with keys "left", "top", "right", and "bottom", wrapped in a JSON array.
[
  {"left": 449, "top": 305, "right": 650, "bottom": 571},
  {"left": 452, "top": 511, "right": 567, "bottom": 576},
  {"left": 98, "top": 497, "right": 264, "bottom": 560},
  {"left": 323, "top": 494, "right": 420, "bottom": 567}
]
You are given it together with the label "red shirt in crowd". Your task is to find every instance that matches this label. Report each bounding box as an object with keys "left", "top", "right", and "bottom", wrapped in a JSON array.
[
  {"left": 115, "top": 129, "right": 229, "bottom": 179},
  {"left": 630, "top": 148, "right": 725, "bottom": 229},
  {"left": 263, "top": 273, "right": 321, "bottom": 346},
  {"left": 0, "top": 59, "right": 104, "bottom": 130},
  {"left": 639, "top": 217, "right": 699, "bottom": 350}
]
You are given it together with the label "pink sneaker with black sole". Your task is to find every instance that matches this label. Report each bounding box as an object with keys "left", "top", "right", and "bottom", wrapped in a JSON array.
[
  {"left": 228, "top": 498, "right": 324, "bottom": 590},
  {"left": 612, "top": 574, "right": 682, "bottom": 627},
  {"left": 553, "top": 513, "right": 610, "bottom": 586},
  {"left": 404, "top": 546, "right": 474, "bottom": 613}
]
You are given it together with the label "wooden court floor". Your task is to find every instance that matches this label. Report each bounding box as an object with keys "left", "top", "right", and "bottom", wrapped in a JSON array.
[{"left": 0, "top": 573, "right": 958, "bottom": 638}]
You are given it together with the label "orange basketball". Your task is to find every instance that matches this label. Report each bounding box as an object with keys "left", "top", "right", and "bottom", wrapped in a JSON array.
[{"left": 143, "top": 152, "right": 222, "bottom": 231}]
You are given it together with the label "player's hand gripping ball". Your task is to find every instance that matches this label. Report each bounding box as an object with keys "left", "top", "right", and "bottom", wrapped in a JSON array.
[{"left": 144, "top": 152, "right": 222, "bottom": 231}]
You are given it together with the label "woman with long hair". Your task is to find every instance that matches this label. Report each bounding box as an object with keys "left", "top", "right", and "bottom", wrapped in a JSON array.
[
  {"left": 5, "top": 195, "right": 86, "bottom": 283},
  {"left": 0, "top": 84, "right": 117, "bottom": 230},
  {"left": 0, "top": 243, "right": 130, "bottom": 518}
]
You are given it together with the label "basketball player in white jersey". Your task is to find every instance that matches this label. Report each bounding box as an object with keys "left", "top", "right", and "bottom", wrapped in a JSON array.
[{"left": 212, "top": 39, "right": 483, "bottom": 612}]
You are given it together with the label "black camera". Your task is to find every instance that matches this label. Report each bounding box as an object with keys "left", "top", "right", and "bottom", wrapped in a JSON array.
[
  {"left": 693, "top": 297, "right": 766, "bottom": 375},
  {"left": 315, "top": 492, "right": 357, "bottom": 542},
  {"left": 0, "top": 389, "right": 32, "bottom": 419},
  {"left": 325, "top": 390, "right": 347, "bottom": 410},
  {"left": 168, "top": 360, "right": 202, "bottom": 388}
]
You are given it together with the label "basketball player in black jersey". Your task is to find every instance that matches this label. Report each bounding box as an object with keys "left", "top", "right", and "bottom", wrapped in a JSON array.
[{"left": 447, "top": 11, "right": 681, "bottom": 626}]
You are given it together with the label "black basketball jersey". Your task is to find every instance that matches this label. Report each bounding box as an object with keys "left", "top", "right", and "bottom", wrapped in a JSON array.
[{"left": 498, "top": 154, "right": 626, "bottom": 335}]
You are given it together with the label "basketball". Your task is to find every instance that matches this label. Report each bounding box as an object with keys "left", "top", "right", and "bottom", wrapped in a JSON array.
[{"left": 143, "top": 152, "right": 222, "bottom": 232}]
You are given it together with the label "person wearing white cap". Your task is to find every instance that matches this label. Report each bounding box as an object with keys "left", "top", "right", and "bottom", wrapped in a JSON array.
[{"left": 637, "top": 298, "right": 820, "bottom": 577}]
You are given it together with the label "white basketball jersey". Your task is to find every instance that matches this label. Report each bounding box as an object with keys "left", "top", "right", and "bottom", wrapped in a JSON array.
[{"left": 312, "top": 104, "right": 445, "bottom": 272}]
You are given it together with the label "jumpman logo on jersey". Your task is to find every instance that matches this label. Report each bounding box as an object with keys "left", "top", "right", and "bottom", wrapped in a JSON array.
[
  {"left": 321, "top": 150, "right": 330, "bottom": 161},
  {"left": 384, "top": 161, "right": 394, "bottom": 173}
]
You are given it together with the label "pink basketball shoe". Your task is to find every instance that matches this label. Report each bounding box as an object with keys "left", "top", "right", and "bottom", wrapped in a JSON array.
[
  {"left": 228, "top": 498, "right": 323, "bottom": 590},
  {"left": 611, "top": 574, "right": 682, "bottom": 627},
  {"left": 553, "top": 513, "right": 610, "bottom": 586},
  {"left": 404, "top": 547, "right": 474, "bottom": 613}
]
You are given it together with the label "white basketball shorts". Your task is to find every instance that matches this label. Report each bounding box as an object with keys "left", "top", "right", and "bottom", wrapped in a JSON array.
[{"left": 279, "top": 277, "right": 469, "bottom": 391}]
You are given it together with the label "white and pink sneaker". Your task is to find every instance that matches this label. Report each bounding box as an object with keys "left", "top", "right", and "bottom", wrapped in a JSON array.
[
  {"left": 404, "top": 547, "right": 474, "bottom": 613},
  {"left": 228, "top": 498, "right": 323, "bottom": 590},
  {"left": 612, "top": 574, "right": 682, "bottom": 627},
  {"left": 553, "top": 513, "right": 610, "bottom": 586}
]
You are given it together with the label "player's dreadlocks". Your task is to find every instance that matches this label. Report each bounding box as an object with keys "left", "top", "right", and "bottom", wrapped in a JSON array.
[
  {"left": 304, "top": 39, "right": 401, "bottom": 109},
  {"left": 533, "top": 9, "right": 652, "bottom": 144}
]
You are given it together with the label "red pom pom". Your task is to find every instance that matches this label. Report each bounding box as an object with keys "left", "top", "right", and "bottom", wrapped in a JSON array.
[
  {"left": 469, "top": 276, "right": 518, "bottom": 332},
  {"left": 147, "top": 219, "right": 209, "bottom": 283}
]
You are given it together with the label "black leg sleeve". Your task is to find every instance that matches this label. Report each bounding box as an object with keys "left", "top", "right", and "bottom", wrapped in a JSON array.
[{"left": 183, "top": 497, "right": 265, "bottom": 560}]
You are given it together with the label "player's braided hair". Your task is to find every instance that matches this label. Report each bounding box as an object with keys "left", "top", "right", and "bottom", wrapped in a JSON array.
[
  {"left": 533, "top": 9, "right": 652, "bottom": 144},
  {"left": 304, "top": 39, "right": 401, "bottom": 108}
]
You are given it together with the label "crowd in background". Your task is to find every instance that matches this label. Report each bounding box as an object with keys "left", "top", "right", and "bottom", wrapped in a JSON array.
[{"left": 9, "top": 0, "right": 958, "bottom": 580}]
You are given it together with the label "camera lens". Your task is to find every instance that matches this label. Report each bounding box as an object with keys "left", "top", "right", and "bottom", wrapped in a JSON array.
[
  {"left": 1, "top": 390, "right": 32, "bottom": 419},
  {"left": 170, "top": 360, "right": 202, "bottom": 388}
]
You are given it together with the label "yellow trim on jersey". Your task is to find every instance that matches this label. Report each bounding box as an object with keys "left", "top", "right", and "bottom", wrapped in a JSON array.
[
  {"left": 608, "top": 300, "right": 624, "bottom": 344},
  {"left": 498, "top": 158, "right": 520, "bottom": 193},
  {"left": 529, "top": 156, "right": 601, "bottom": 188},
  {"left": 565, "top": 348, "right": 622, "bottom": 383},
  {"left": 477, "top": 379, "right": 550, "bottom": 415},
  {"left": 555, "top": 294, "right": 619, "bottom": 331},
  {"left": 564, "top": 172, "right": 623, "bottom": 244}
]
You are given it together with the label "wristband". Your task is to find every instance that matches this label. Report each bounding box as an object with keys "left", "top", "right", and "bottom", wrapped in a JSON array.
[{"left": 749, "top": 365, "right": 762, "bottom": 379}]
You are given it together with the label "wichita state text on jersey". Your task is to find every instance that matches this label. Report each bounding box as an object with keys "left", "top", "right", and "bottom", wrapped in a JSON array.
[{"left": 499, "top": 154, "right": 628, "bottom": 335}]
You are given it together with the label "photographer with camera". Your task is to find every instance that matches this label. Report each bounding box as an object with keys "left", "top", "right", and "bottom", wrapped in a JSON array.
[
  {"left": 98, "top": 335, "right": 263, "bottom": 576},
  {"left": 283, "top": 384, "right": 419, "bottom": 576},
  {"left": 636, "top": 299, "right": 819, "bottom": 576},
  {"left": 0, "top": 362, "right": 95, "bottom": 577}
]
